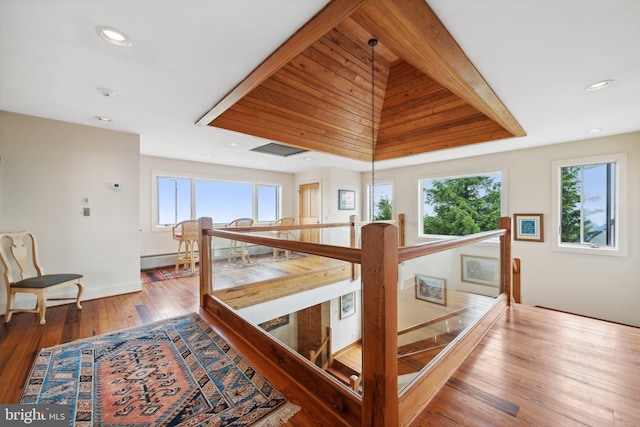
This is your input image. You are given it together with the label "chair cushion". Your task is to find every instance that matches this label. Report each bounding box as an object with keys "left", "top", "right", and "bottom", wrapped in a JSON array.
[{"left": 14, "top": 274, "right": 83, "bottom": 289}]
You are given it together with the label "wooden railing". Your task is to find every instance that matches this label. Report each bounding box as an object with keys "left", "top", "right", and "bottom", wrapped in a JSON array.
[
  {"left": 309, "top": 326, "right": 333, "bottom": 370},
  {"left": 198, "top": 216, "right": 512, "bottom": 427}
]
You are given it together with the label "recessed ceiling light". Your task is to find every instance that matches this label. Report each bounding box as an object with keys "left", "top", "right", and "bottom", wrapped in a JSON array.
[
  {"left": 228, "top": 142, "right": 240, "bottom": 147},
  {"left": 304, "top": 156, "right": 312, "bottom": 161},
  {"left": 585, "top": 128, "right": 602, "bottom": 134},
  {"left": 96, "top": 87, "right": 116, "bottom": 97},
  {"left": 202, "top": 153, "right": 215, "bottom": 157},
  {"left": 94, "top": 116, "right": 112, "bottom": 122},
  {"left": 585, "top": 79, "right": 614, "bottom": 91},
  {"left": 95, "top": 26, "right": 131, "bottom": 46}
]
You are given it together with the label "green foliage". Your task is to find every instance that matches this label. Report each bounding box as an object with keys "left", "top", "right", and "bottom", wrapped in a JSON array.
[
  {"left": 560, "top": 166, "right": 596, "bottom": 243},
  {"left": 374, "top": 196, "right": 392, "bottom": 221},
  {"left": 560, "top": 166, "right": 582, "bottom": 243},
  {"left": 423, "top": 176, "right": 501, "bottom": 236}
]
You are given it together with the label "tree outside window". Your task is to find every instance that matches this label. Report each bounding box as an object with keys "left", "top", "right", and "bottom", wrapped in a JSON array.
[
  {"left": 369, "top": 183, "right": 393, "bottom": 221},
  {"left": 421, "top": 174, "right": 501, "bottom": 236},
  {"left": 561, "top": 163, "right": 616, "bottom": 247}
]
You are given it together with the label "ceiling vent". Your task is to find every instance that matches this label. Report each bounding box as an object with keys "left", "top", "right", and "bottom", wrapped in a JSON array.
[{"left": 250, "top": 142, "right": 308, "bottom": 157}]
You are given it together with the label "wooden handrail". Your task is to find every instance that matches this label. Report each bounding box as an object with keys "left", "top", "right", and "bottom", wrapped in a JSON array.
[
  {"left": 397, "top": 308, "right": 470, "bottom": 336},
  {"left": 198, "top": 216, "right": 514, "bottom": 427},
  {"left": 207, "top": 228, "right": 362, "bottom": 264},
  {"left": 308, "top": 326, "right": 333, "bottom": 370},
  {"left": 398, "top": 229, "right": 505, "bottom": 262}
]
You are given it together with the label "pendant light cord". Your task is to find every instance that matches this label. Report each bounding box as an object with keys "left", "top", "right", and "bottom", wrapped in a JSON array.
[{"left": 369, "top": 39, "right": 377, "bottom": 221}]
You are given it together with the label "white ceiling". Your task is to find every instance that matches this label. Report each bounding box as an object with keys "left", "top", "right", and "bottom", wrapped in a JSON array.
[{"left": 1, "top": 0, "right": 639, "bottom": 174}]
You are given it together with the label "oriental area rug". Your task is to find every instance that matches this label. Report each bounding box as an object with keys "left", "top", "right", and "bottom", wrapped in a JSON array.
[{"left": 20, "top": 313, "right": 300, "bottom": 426}]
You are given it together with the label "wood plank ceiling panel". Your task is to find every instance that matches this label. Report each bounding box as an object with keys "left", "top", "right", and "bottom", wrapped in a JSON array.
[{"left": 200, "top": 0, "right": 525, "bottom": 162}]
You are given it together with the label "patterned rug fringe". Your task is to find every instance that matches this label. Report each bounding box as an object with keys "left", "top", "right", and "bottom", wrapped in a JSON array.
[{"left": 252, "top": 403, "right": 301, "bottom": 427}]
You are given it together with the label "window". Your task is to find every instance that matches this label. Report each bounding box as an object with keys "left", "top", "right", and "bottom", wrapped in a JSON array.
[
  {"left": 154, "top": 173, "right": 281, "bottom": 228},
  {"left": 552, "top": 153, "right": 627, "bottom": 255},
  {"left": 257, "top": 184, "right": 279, "bottom": 222},
  {"left": 368, "top": 183, "right": 393, "bottom": 221},
  {"left": 195, "top": 180, "right": 253, "bottom": 224},
  {"left": 157, "top": 177, "right": 191, "bottom": 226},
  {"left": 420, "top": 172, "right": 502, "bottom": 237}
]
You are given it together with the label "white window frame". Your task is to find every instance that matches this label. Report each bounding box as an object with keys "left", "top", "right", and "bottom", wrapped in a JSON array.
[
  {"left": 551, "top": 153, "right": 627, "bottom": 256},
  {"left": 366, "top": 181, "right": 394, "bottom": 221},
  {"left": 418, "top": 169, "right": 505, "bottom": 240},
  {"left": 151, "top": 170, "right": 282, "bottom": 231}
]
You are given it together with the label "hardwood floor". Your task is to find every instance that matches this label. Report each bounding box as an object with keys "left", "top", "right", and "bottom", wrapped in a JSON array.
[
  {"left": 2, "top": 273, "right": 639, "bottom": 426},
  {"left": 416, "top": 304, "right": 640, "bottom": 426}
]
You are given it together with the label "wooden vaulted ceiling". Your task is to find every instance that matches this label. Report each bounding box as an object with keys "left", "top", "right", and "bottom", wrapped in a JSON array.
[{"left": 197, "top": 0, "right": 525, "bottom": 162}]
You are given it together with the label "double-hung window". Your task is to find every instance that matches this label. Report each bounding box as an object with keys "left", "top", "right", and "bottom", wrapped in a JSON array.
[{"left": 552, "top": 153, "right": 627, "bottom": 255}]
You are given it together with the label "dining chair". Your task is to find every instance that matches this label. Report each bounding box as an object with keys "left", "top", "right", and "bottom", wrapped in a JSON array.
[
  {"left": 172, "top": 220, "right": 200, "bottom": 273},
  {"left": 271, "top": 217, "right": 295, "bottom": 258},
  {"left": 226, "top": 218, "right": 254, "bottom": 265},
  {"left": 0, "top": 231, "right": 83, "bottom": 325}
]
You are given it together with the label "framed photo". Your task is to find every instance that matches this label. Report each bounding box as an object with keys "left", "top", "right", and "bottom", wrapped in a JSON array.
[
  {"left": 338, "top": 189, "right": 355, "bottom": 210},
  {"left": 415, "top": 274, "right": 447, "bottom": 306},
  {"left": 340, "top": 291, "right": 356, "bottom": 318},
  {"left": 258, "top": 314, "right": 289, "bottom": 332},
  {"left": 461, "top": 255, "right": 499, "bottom": 287},
  {"left": 514, "top": 213, "right": 544, "bottom": 242}
]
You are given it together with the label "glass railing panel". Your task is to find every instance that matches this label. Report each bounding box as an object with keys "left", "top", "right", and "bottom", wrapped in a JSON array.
[
  {"left": 396, "top": 238, "right": 501, "bottom": 391},
  {"left": 230, "top": 267, "right": 364, "bottom": 395},
  {"left": 206, "top": 228, "right": 364, "bottom": 395}
]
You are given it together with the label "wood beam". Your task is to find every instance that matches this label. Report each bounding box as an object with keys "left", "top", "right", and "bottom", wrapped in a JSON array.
[
  {"left": 197, "top": 0, "right": 366, "bottom": 126},
  {"left": 352, "top": 0, "right": 525, "bottom": 137}
]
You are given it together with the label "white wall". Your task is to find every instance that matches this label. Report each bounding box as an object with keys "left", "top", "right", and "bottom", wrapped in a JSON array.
[
  {"left": 369, "top": 133, "right": 640, "bottom": 326},
  {"left": 294, "top": 167, "right": 362, "bottom": 246},
  {"left": 140, "top": 155, "right": 296, "bottom": 257},
  {"left": 0, "top": 111, "right": 141, "bottom": 311}
]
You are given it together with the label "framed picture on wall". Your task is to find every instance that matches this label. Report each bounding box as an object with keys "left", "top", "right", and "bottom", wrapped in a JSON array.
[
  {"left": 461, "top": 255, "right": 499, "bottom": 287},
  {"left": 514, "top": 213, "right": 544, "bottom": 242},
  {"left": 338, "top": 189, "right": 355, "bottom": 210},
  {"left": 340, "top": 292, "right": 356, "bottom": 318},
  {"left": 415, "top": 274, "right": 447, "bottom": 305}
]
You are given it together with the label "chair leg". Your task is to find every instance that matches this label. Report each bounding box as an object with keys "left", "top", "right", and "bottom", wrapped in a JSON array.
[
  {"left": 175, "top": 240, "right": 184, "bottom": 272},
  {"left": 37, "top": 293, "right": 47, "bottom": 325},
  {"left": 76, "top": 281, "right": 84, "bottom": 310},
  {"left": 190, "top": 240, "right": 198, "bottom": 272},
  {"left": 4, "top": 291, "right": 15, "bottom": 324}
]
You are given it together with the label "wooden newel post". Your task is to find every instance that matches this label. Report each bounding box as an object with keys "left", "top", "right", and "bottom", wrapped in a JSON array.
[
  {"left": 198, "top": 217, "right": 213, "bottom": 308},
  {"left": 361, "top": 223, "right": 399, "bottom": 427},
  {"left": 499, "top": 216, "right": 512, "bottom": 305}
]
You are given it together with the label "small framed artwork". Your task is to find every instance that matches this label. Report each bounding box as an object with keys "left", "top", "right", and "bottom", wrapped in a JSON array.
[
  {"left": 415, "top": 274, "right": 447, "bottom": 306},
  {"left": 258, "top": 314, "right": 289, "bottom": 332},
  {"left": 340, "top": 291, "right": 356, "bottom": 318},
  {"left": 338, "top": 189, "right": 356, "bottom": 210},
  {"left": 514, "top": 213, "right": 544, "bottom": 242},
  {"left": 461, "top": 255, "right": 499, "bottom": 287}
]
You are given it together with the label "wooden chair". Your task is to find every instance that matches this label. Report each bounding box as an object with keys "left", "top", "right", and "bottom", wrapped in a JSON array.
[
  {"left": 271, "top": 217, "right": 295, "bottom": 258},
  {"left": 172, "top": 220, "right": 200, "bottom": 273},
  {"left": 0, "top": 231, "right": 83, "bottom": 325},
  {"left": 226, "top": 218, "right": 254, "bottom": 265}
]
